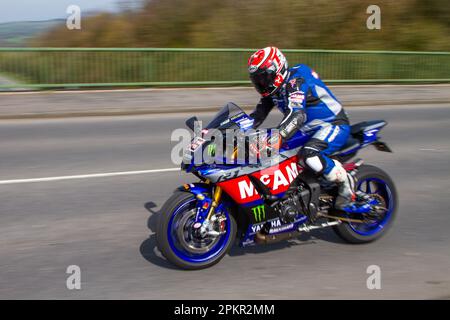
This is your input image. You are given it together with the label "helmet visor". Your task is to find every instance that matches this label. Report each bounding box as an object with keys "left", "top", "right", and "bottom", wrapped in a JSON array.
[{"left": 249, "top": 68, "right": 276, "bottom": 95}]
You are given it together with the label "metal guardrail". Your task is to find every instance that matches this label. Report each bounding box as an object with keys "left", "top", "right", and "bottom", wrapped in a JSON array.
[{"left": 0, "top": 48, "right": 449, "bottom": 89}]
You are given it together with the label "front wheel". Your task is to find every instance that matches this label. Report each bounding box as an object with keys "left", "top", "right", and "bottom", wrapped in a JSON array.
[
  {"left": 333, "top": 164, "right": 398, "bottom": 243},
  {"left": 156, "top": 191, "right": 237, "bottom": 270}
]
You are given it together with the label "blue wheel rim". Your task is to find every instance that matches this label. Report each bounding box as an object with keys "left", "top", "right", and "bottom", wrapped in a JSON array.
[
  {"left": 348, "top": 177, "right": 395, "bottom": 236},
  {"left": 167, "top": 198, "right": 231, "bottom": 264}
]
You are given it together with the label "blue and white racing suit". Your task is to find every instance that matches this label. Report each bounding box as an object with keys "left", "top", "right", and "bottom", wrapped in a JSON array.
[{"left": 250, "top": 64, "right": 350, "bottom": 175}]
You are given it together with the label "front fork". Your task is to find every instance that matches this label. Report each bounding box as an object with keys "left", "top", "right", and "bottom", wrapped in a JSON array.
[
  {"left": 199, "top": 186, "right": 226, "bottom": 237},
  {"left": 206, "top": 186, "right": 222, "bottom": 220},
  {"left": 185, "top": 184, "right": 225, "bottom": 237}
]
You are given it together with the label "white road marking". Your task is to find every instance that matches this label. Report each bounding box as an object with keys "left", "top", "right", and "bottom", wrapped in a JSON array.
[
  {"left": 419, "top": 148, "right": 445, "bottom": 152},
  {"left": 0, "top": 167, "right": 180, "bottom": 185}
]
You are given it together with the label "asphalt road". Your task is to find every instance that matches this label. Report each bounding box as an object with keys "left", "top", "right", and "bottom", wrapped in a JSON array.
[{"left": 1, "top": 104, "right": 450, "bottom": 299}]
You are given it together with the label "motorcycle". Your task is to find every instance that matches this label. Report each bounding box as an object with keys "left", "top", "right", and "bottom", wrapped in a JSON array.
[{"left": 156, "top": 102, "right": 397, "bottom": 270}]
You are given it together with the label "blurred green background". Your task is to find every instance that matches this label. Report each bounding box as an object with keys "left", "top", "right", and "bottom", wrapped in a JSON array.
[
  {"left": 31, "top": 0, "right": 450, "bottom": 51},
  {"left": 0, "top": 0, "right": 449, "bottom": 89}
]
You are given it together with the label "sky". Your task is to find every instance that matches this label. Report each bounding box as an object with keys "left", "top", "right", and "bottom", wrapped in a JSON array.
[{"left": 0, "top": 0, "right": 123, "bottom": 23}]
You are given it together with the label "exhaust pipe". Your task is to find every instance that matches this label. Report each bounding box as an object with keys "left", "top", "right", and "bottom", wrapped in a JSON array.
[
  {"left": 254, "top": 220, "right": 342, "bottom": 245},
  {"left": 255, "top": 230, "right": 301, "bottom": 244}
]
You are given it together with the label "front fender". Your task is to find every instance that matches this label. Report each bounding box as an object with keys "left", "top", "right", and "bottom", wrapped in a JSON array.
[
  {"left": 177, "top": 182, "right": 213, "bottom": 197},
  {"left": 177, "top": 183, "right": 214, "bottom": 223}
]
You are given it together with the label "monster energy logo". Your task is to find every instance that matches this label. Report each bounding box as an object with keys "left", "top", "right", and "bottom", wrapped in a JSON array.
[
  {"left": 207, "top": 144, "right": 216, "bottom": 156},
  {"left": 251, "top": 205, "right": 266, "bottom": 222}
]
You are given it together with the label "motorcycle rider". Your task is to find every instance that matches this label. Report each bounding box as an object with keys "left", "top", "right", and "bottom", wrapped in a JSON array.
[{"left": 248, "top": 46, "right": 356, "bottom": 211}]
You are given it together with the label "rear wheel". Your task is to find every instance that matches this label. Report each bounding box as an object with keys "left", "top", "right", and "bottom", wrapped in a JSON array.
[
  {"left": 333, "top": 164, "right": 398, "bottom": 243},
  {"left": 156, "top": 191, "right": 237, "bottom": 270}
]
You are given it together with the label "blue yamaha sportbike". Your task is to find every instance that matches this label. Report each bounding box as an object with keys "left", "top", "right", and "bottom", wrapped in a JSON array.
[{"left": 156, "top": 103, "right": 398, "bottom": 270}]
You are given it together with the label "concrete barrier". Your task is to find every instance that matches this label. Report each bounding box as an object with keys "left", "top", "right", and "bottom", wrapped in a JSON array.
[{"left": 0, "top": 84, "right": 449, "bottom": 119}]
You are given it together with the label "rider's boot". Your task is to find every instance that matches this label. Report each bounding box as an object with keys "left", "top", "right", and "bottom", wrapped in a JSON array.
[{"left": 323, "top": 160, "right": 358, "bottom": 212}]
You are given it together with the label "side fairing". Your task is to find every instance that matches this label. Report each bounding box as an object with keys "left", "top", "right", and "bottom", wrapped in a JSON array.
[{"left": 216, "top": 155, "right": 303, "bottom": 206}]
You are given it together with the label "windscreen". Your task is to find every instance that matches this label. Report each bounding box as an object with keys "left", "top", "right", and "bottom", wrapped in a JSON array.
[{"left": 206, "top": 102, "right": 246, "bottom": 129}]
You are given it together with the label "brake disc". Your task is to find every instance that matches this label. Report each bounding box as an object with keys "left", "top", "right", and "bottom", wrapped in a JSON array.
[{"left": 176, "top": 209, "right": 220, "bottom": 254}]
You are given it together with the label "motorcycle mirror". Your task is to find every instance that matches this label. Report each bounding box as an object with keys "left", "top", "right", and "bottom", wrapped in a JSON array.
[{"left": 185, "top": 116, "right": 198, "bottom": 131}]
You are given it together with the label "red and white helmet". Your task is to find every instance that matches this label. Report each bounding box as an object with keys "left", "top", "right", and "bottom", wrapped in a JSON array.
[{"left": 248, "top": 46, "right": 288, "bottom": 97}]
